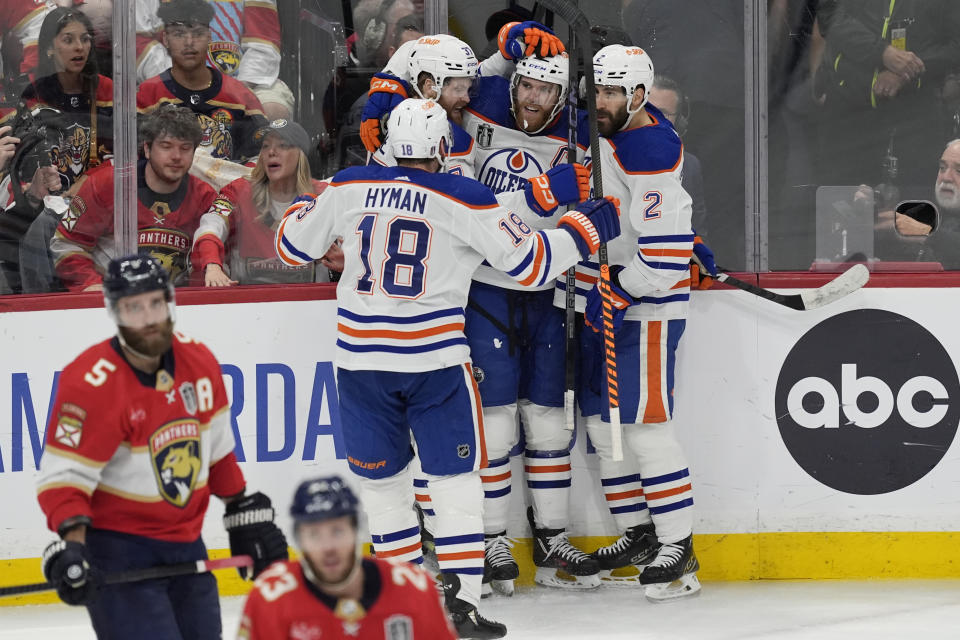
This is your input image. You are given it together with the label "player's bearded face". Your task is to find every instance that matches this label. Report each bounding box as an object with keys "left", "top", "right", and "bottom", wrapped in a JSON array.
[
  {"left": 513, "top": 76, "right": 561, "bottom": 133},
  {"left": 298, "top": 517, "right": 358, "bottom": 584},
  {"left": 115, "top": 291, "right": 175, "bottom": 357},
  {"left": 596, "top": 86, "right": 630, "bottom": 137},
  {"left": 437, "top": 77, "right": 473, "bottom": 126}
]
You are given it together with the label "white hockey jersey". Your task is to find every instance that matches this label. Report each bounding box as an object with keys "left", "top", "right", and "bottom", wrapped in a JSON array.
[
  {"left": 462, "top": 75, "right": 590, "bottom": 290},
  {"left": 371, "top": 121, "right": 477, "bottom": 179},
  {"left": 276, "top": 165, "right": 585, "bottom": 372},
  {"left": 554, "top": 104, "right": 694, "bottom": 320}
]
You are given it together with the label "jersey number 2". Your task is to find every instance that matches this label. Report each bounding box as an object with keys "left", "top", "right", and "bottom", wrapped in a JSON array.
[{"left": 356, "top": 215, "right": 432, "bottom": 298}]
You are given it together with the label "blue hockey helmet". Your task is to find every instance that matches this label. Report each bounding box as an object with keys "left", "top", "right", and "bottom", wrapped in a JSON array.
[{"left": 290, "top": 476, "right": 359, "bottom": 525}]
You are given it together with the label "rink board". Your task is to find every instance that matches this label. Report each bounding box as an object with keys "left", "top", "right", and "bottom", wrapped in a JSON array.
[{"left": 2, "top": 285, "right": 959, "bottom": 603}]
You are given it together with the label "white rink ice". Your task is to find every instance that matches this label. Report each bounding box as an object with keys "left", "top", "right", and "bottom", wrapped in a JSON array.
[{"left": 2, "top": 580, "right": 959, "bottom": 640}]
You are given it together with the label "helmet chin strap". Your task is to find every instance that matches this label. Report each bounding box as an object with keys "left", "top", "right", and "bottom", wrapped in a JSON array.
[
  {"left": 116, "top": 329, "right": 155, "bottom": 361},
  {"left": 619, "top": 88, "right": 648, "bottom": 132},
  {"left": 301, "top": 546, "right": 363, "bottom": 592}
]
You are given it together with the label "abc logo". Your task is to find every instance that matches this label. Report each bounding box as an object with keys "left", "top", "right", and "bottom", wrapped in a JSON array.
[{"left": 775, "top": 309, "right": 960, "bottom": 495}]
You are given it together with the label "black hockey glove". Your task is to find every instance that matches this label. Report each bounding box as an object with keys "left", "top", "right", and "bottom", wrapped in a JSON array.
[
  {"left": 223, "top": 491, "right": 289, "bottom": 580},
  {"left": 42, "top": 540, "right": 100, "bottom": 606}
]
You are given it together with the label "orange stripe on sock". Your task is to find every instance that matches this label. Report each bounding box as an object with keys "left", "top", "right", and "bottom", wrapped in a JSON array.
[
  {"left": 639, "top": 248, "right": 693, "bottom": 258},
  {"left": 645, "top": 483, "right": 692, "bottom": 501},
  {"left": 375, "top": 541, "right": 423, "bottom": 558},
  {"left": 605, "top": 488, "right": 645, "bottom": 501},
  {"left": 481, "top": 471, "right": 512, "bottom": 483},
  {"left": 642, "top": 321, "right": 667, "bottom": 423},
  {"left": 337, "top": 322, "right": 464, "bottom": 340},
  {"left": 523, "top": 464, "right": 571, "bottom": 473},
  {"left": 436, "top": 550, "right": 486, "bottom": 561},
  {"left": 415, "top": 493, "right": 431, "bottom": 502}
]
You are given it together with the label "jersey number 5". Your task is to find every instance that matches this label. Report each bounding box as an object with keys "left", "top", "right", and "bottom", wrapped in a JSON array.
[{"left": 356, "top": 215, "right": 433, "bottom": 298}]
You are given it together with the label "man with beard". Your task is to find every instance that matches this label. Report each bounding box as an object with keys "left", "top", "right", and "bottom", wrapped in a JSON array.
[
  {"left": 36, "top": 254, "right": 288, "bottom": 639},
  {"left": 917, "top": 139, "right": 960, "bottom": 268},
  {"left": 238, "top": 476, "right": 458, "bottom": 640},
  {"left": 558, "top": 44, "right": 701, "bottom": 603},
  {"left": 137, "top": 0, "right": 267, "bottom": 163},
  {"left": 51, "top": 104, "right": 217, "bottom": 291}
]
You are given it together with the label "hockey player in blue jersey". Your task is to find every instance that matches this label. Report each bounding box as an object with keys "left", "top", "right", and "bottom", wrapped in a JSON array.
[
  {"left": 559, "top": 44, "right": 702, "bottom": 602},
  {"left": 276, "top": 98, "right": 622, "bottom": 637}
]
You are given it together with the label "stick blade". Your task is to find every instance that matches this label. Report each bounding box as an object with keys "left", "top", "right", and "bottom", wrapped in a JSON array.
[{"left": 799, "top": 264, "right": 870, "bottom": 310}]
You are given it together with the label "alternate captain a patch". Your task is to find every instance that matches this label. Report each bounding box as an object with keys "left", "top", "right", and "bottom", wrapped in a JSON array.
[{"left": 151, "top": 420, "right": 202, "bottom": 507}]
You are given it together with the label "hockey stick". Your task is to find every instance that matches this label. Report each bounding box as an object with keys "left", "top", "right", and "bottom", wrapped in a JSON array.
[
  {"left": 715, "top": 264, "right": 869, "bottom": 310},
  {"left": 0, "top": 554, "right": 253, "bottom": 598},
  {"left": 563, "top": 24, "right": 579, "bottom": 432},
  {"left": 538, "top": 0, "right": 623, "bottom": 460}
]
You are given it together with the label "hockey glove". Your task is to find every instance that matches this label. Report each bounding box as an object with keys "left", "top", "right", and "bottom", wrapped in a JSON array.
[
  {"left": 524, "top": 163, "right": 591, "bottom": 217},
  {"left": 690, "top": 235, "right": 717, "bottom": 290},
  {"left": 223, "top": 492, "right": 289, "bottom": 580},
  {"left": 497, "top": 21, "right": 565, "bottom": 60},
  {"left": 360, "top": 73, "right": 412, "bottom": 152},
  {"left": 557, "top": 196, "right": 621, "bottom": 259},
  {"left": 584, "top": 265, "right": 634, "bottom": 333},
  {"left": 42, "top": 540, "right": 100, "bottom": 606}
]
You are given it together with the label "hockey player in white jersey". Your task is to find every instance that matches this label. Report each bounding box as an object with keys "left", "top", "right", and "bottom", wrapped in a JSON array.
[
  {"left": 458, "top": 49, "right": 601, "bottom": 594},
  {"left": 558, "top": 44, "right": 701, "bottom": 602},
  {"left": 276, "top": 98, "right": 621, "bottom": 636}
]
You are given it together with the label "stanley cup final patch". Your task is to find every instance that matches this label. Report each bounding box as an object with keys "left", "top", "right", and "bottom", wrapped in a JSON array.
[
  {"left": 150, "top": 420, "right": 202, "bottom": 507},
  {"left": 179, "top": 381, "right": 198, "bottom": 416},
  {"left": 477, "top": 123, "right": 494, "bottom": 148}
]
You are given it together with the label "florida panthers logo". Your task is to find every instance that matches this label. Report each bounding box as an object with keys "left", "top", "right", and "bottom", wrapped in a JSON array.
[
  {"left": 49, "top": 123, "right": 90, "bottom": 187},
  {"left": 208, "top": 41, "right": 242, "bottom": 75},
  {"left": 150, "top": 420, "right": 202, "bottom": 507},
  {"left": 197, "top": 110, "right": 234, "bottom": 159},
  {"left": 477, "top": 148, "right": 545, "bottom": 195}
]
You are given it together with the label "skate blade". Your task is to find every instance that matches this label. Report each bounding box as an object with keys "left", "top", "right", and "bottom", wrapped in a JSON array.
[
  {"left": 598, "top": 567, "right": 644, "bottom": 588},
  {"left": 481, "top": 582, "right": 492, "bottom": 599},
  {"left": 492, "top": 579, "right": 514, "bottom": 596},
  {"left": 643, "top": 574, "right": 702, "bottom": 603},
  {"left": 534, "top": 567, "right": 601, "bottom": 590}
]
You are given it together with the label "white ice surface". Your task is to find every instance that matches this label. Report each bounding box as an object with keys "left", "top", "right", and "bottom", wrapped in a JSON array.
[{"left": 1, "top": 580, "right": 958, "bottom": 639}]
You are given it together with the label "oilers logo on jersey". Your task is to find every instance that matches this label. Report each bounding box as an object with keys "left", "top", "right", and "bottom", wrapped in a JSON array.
[
  {"left": 151, "top": 420, "right": 202, "bottom": 507},
  {"left": 478, "top": 148, "right": 545, "bottom": 194}
]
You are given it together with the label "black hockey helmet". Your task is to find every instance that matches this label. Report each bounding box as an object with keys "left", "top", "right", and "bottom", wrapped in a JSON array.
[
  {"left": 103, "top": 255, "right": 176, "bottom": 325},
  {"left": 290, "top": 476, "right": 359, "bottom": 526}
]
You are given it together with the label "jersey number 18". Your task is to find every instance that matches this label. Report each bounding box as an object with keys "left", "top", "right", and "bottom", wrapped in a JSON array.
[{"left": 355, "top": 214, "right": 433, "bottom": 299}]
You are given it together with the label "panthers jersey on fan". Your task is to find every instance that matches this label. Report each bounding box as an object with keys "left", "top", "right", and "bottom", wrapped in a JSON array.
[
  {"left": 51, "top": 162, "right": 217, "bottom": 290},
  {"left": 275, "top": 164, "right": 583, "bottom": 372},
  {"left": 36, "top": 332, "right": 245, "bottom": 542},
  {"left": 554, "top": 103, "right": 694, "bottom": 320},
  {"left": 461, "top": 75, "right": 590, "bottom": 290},
  {"left": 137, "top": 68, "right": 267, "bottom": 162},
  {"left": 239, "top": 558, "right": 457, "bottom": 640}
]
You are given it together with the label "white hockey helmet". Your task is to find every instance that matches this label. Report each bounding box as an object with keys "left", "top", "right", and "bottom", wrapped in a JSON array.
[
  {"left": 592, "top": 45, "right": 655, "bottom": 126},
  {"left": 407, "top": 34, "right": 479, "bottom": 100},
  {"left": 510, "top": 53, "right": 569, "bottom": 134},
  {"left": 385, "top": 98, "right": 452, "bottom": 170}
]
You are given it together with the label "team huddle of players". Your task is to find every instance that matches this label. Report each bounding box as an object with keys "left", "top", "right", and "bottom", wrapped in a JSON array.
[{"left": 36, "top": 17, "right": 712, "bottom": 640}]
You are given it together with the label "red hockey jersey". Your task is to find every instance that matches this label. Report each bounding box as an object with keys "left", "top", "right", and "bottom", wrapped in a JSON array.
[
  {"left": 51, "top": 161, "right": 217, "bottom": 290},
  {"left": 239, "top": 558, "right": 457, "bottom": 640},
  {"left": 137, "top": 68, "right": 267, "bottom": 162},
  {"left": 37, "top": 333, "right": 246, "bottom": 542},
  {"left": 191, "top": 177, "right": 328, "bottom": 284}
]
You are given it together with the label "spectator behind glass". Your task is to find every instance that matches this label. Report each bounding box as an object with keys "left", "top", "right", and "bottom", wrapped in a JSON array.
[
  {"left": 137, "top": 0, "right": 268, "bottom": 165},
  {"left": 21, "top": 7, "right": 113, "bottom": 194},
  {"left": 50, "top": 105, "right": 218, "bottom": 291},
  {"left": 134, "top": 0, "right": 293, "bottom": 121},
  {"left": 648, "top": 75, "right": 709, "bottom": 239},
  {"left": 351, "top": 0, "right": 424, "bottom": 70},
  {"left": 191, "top": 118, "right": 341, "bottom": 286},
  {"left": 815, "top": 1, "right": 960, "bottom": 190}
]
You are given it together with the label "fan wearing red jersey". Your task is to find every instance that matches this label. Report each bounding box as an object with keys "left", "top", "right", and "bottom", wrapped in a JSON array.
[
  {"left": 239, "top": 476, "right": 457, "bottom": 640},
  {"left": 36, "top": 255, "right": 288, "bottom": 640}
]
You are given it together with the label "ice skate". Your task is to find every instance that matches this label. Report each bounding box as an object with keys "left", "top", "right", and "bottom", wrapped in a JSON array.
[
  {"left": 482, "top": 532, "right": 519, "bottom": 598},
  {"left": 527, "top": 507, "right": 600, "bottom": 590},
  {"left": 590, "top": 523, "right": 659, "bottom": 587},
  {"left": 440, "top": 573, "right": 507, "bottom": 639},
  {"left": 639, "top": 534, "right": 702, "bottom": 602}
]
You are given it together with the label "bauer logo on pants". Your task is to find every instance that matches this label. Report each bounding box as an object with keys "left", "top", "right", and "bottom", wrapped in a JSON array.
[{"left": 774, "top": 309, "right": 960, "bottom": 495}]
